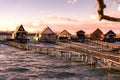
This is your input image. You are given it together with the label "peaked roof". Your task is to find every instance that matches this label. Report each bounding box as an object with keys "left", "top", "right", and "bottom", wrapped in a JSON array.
[
  {"left": 105, "top": 30, "right": 116, "bottom": 36},
  {"left": 59, "top": 30, "right": 71, "bottom": 35},
  {"left": 77, "top": 30, "right": 85, "bottom": 33},
  {"left": 13, "top": 25, "right": 27, "bottom": 34},
  {"left": 41, "top": 27, "right": 55, "bottom": 35},
  {"left": 91, "top": 28, "right": 103, "bottom": 35}
]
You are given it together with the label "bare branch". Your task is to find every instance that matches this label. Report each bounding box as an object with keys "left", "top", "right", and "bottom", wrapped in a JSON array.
[{"left": 97, "top": 0, "right": 120, "bottom": 22}]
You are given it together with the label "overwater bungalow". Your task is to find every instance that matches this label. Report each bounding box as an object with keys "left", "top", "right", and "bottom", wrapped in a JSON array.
[
  {"left": 58, "top": 30, "right": 71, "bottom": 42},
  {"left": 90, "top": 28, "right": 104, "bottom": 40},
  {"left": 40, "top": 27, "right": 57, "bottom": 43},
  {"left": 12, "top": 25, "right": 28, "bottom": 43},
  {"left": 76, "top": 30, "right": 85, "bottom": 42},
  {"left": 104, "top": 30, "right": 116, "bottom": 42}
]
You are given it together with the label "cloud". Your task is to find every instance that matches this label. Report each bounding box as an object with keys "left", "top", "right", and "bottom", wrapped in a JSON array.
[
  {"left": 24, "top": 14, "right": 120, "bottom": 34},
  {"left": 67, "top": 0, "right": 77, "bottom": 4},
  {"left": 89, "top": 14, "right": 98, "bottom": 20},
  {"left": 40, "top": 15, "right": 81, "bottom": 25},
  {"left": 118, "top": 4, "right": 120, "bottom": 11}
]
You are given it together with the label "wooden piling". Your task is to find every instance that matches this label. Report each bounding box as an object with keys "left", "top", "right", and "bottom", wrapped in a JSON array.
[
  {"left": 77, "top": 53, "right": 81, "bottom": 61},
  {"left": 90, "top": 56, "right": 93, "bottom": 64},
  {"left": 81, "top": 55, "right": 84, "bottom": 62},
  {"left": 108, "top": 61, "right": 112, "bottom": 70},
  {"left": 85, "top": 55, "right": 88, "bottom": 63},
  {"left": 68, "top": 52, "right": 72, "bottom": 60},
  {"left": 60, "top": 52, "right": 63, "bottom": 58}
]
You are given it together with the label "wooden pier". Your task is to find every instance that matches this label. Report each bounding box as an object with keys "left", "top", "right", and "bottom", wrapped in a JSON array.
[{"left": 4, "top": 41, "right": 120, "bottom": 70}]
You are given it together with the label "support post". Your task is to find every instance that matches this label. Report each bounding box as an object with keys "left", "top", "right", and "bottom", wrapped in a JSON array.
[
  {"left": 46, "top": 48, "right": 49, "bottom": 55},
  {"left": 77, "top": 53, "right": 81, "bottom": 61},
  {"left": 108, "top": 61, "right": 112, "bottom": 70},
  {"left": 60, "top": 52, "right": 63, "bottom": 58},
  {"left": 69, "top": 52, "right": 72, "bottom": 60},
  {"left": 93, "top": 58, "right": 97, "bottom": 68},
  {"left": 81, "top": 55, "right": 84, "bottom": 62},
  {"left": 85, "top": 55, "right": 88, "bottom": 63},
  {"left": 90, "top": 56, "right": 93, "bottom": 64}
]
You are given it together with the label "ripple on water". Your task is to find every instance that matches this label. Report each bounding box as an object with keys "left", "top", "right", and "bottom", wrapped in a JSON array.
[
  {"left": 0, "top": 44, "right": 120, "bottom": 80},
  {"left": 6, "top": 67, "right": 29, "bottom": 72}
]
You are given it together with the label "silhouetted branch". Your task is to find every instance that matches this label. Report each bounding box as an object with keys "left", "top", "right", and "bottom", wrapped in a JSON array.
[
  {"left": 97, "top": 0, "right": 120, "bottom": 22},
  {"left": 103, "top": 15, "right": 120, "bottom": 22}
]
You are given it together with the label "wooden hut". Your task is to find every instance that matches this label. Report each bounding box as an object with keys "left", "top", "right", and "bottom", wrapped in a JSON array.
[
  {"left": 76, "top": 30, "right": 85, "bottom": 42},
  {"left": 12, "top": 25, "right": 28, "bottom": 43},
  {"left": 104, "top": 30, "right": 116, "bottom": 42},
  {"left": 40, "top": 27, "right": 57, "bottom": 43},
  {"left": 90, "top": 28, "right": 104, "bottom": 40},
  {"left": 58, "top": 30, "right": 71, "bottom": 42}
]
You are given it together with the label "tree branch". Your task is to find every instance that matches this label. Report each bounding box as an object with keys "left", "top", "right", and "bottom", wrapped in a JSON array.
[{"left": 97, "top": 0, "right": 120, "bottom": 22}]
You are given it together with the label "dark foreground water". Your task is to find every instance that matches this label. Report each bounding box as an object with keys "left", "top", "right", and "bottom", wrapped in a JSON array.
[{"left": 0, "top": 44, "right": 120, "bottom": 80}]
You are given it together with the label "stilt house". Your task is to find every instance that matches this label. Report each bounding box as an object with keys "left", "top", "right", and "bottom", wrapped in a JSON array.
[
  {"left": 104, "top": 30, "right": 116, "bottom": 42},
  {"left": 58, "top": 30, "right": 71, "bottom": 42},
  {"left": 12, "top": 25, "right": 28, "bottom": 43},
  {"left": 90, "top": 28, "right": 104, "bottom": 40},
  {"left": 40, "top": 27, "right": 57, "bottom": 43},
  {"left": 76, "top": 30, "right": 85, "bottom": 42}
]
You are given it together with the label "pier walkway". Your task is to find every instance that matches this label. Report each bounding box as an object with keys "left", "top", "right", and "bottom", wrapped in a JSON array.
[{"left": 4, "top": 41, "right": 120, "bottom": 70}]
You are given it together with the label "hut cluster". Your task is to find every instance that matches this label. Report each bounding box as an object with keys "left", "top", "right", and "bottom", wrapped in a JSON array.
[
  {"left": 33, "top": 27, "right": 117, "bottom": 43},
  {"left": 3, "top": 25, "right": 118, "bottom": 43}
]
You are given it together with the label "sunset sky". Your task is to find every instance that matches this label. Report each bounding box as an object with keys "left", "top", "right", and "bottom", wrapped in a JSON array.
[{"left": 0, "top": 0, "right": 120, "bottom": 34}]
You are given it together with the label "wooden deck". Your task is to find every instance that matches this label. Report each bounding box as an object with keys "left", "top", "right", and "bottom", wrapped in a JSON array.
[{"left": 4, "top": 41, "right": 120, "bottom": 70}]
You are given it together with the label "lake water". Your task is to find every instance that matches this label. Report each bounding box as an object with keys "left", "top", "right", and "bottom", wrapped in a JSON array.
[{"left": 0, "top": 44, "right": 120, "bottom": 80}]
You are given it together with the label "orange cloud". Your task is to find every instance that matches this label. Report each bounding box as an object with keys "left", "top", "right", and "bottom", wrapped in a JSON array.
[
  {"left": 24, "top": 15, "right": 120, "bottom": 35},
  {"left": 40, "top": 15, "right": 80, "bottom": 25}
]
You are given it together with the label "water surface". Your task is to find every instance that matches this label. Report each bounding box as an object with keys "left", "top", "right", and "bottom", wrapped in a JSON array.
[{"left": 0, "top": 44, "right": 120, "bottom": 80}]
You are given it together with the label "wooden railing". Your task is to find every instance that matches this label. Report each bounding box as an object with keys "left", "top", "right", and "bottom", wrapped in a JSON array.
[{"left": 4, "top": 41, "right": 120, "bottom": 70}]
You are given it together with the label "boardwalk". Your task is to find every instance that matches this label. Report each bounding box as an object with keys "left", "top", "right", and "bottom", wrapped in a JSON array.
[
  {"left": 57, "top": 41, "right": 120, "bottom": 63},
  {"left": 4, "top": 41, "right": 120, "bottom": 70}
]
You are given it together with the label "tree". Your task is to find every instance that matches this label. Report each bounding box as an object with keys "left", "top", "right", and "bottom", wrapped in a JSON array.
[{"left": 97, "top": 0, "right": 120, "bottom": 22}]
